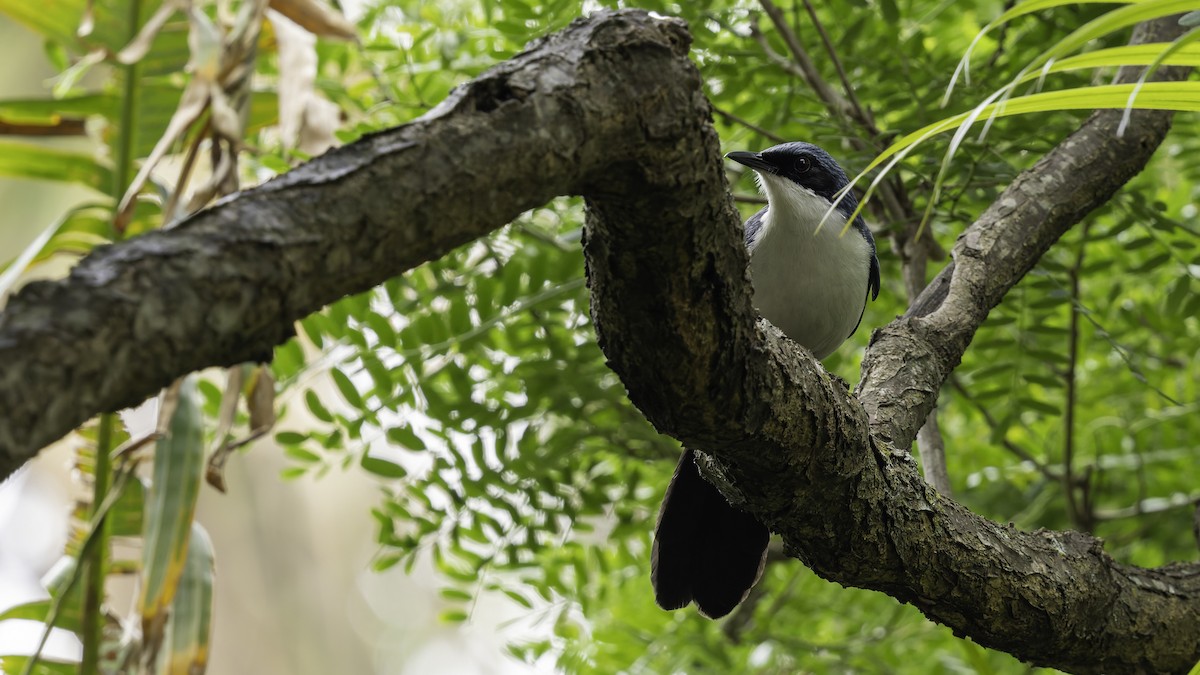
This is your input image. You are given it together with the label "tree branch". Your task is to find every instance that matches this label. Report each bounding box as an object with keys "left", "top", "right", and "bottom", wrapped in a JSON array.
[
  {"left": 858, "top": 17, "right": 1191, "bottom": 452},
  {"left": 0, "top": 9, "right": 1196, "bottom": 673},
  {"left": 582, "top": 12, "right": 1199, "bottom": 674},
  {"left": 0, "top": 10, "right": 705, "bottom": 473}
]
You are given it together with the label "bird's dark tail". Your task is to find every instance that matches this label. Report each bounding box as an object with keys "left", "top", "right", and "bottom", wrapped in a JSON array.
[{"left": 651, "top": 448, "right": 771, "bottom": 619}]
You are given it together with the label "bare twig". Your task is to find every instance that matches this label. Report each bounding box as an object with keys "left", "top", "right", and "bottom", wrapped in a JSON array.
[
  {"left": 733, "top": 194, "right": 768, "bottom": 205},
  {"left": 712, "top": 105, "right": 786, "bottom": 144},
  {"left": 917, "top": 407, "right": 951, "bottom": 494},
  {"left": 984, "top": 0, "right": 1019, "bottom": 71},
  {"left": 949, "top": 376, "right": 1061, "bottom": 482},
  {"left": 0, "top": 119, "right": 88, "bottom": 136},
  {"left": 757, "top": 0, "right": 859, "bottom": 124},
  {"left": 799, "top": 0, "right": 877, "bottom": 134}
]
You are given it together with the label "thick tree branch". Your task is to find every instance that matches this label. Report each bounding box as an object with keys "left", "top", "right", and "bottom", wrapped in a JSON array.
[
  {"left": 0, "top": 9, "right": 1196, "bottom": 674},
  {"left": 583, "top": 12, "right": 1200, "bottom": 675},
  {"left": 0, "top": 10, "right": 703, "bottom": 473}
]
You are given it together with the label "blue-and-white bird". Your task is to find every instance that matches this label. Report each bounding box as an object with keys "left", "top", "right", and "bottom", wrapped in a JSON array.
[{"left": 651, "top": 141, "right": 881, "bottom": 619}]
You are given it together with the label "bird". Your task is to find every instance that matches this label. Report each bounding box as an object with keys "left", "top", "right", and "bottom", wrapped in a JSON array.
[{"left": 650, "top": 141, "right": 881, "bottom": 619}]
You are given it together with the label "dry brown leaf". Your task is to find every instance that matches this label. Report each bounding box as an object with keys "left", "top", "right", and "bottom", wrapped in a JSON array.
[
  {"left": 268, "top": 0, "right": 356, "bottom": 40},
  {"left": 247, "top": 366, "right": 276, "bottom": 431},
  {"left": 271, "top": 9, "right": 339, "bottom": 154},
  {"left": 117, "top": 0, "right": 186, "bottom": 65}
]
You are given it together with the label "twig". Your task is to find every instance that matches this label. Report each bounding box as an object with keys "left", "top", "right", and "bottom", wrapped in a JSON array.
[
  {"left": 949, "top": 376, "right": 1061, "bottom": 481},
  {"left": 1092, "top": 491, "right": 1200, "bottom": 521},
  {"left": 757, "top": 0, "right": 857, "bottom": 122},
  {"left": 799, "top": 0, "right": 877, "bottom": 135},
  {"left": 733, "top": 194, "right": 767, "bottom": 205},
  {"left": 752, "top": 2, "right": 928, "bottom": 254},
  {"left": 0, "top": 119, "right": 87, "bottom": 136},
  {"left": 748, "top": 20, "right": 810, "bottom": 81},
  {"left": 985, "top": 0, "right": 1018, "bottom": 70},
  {"left": 917, "top": 407, "right": 951, "bottom": 494},
  {"left": 712, "top": 106, "right": 786, "bottom": 144}
]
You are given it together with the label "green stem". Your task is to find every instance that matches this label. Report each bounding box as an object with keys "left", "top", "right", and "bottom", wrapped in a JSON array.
[
  {"left": 112, "top": 0, "right": 143, "bottom": 234},
  {"left": 80, "top": 0, "right": 143, "bottom": 669},
  {"left": 80, "top": 413, "right": 115, "bottom": 675},
  {"left": 22, "top": 466, "right": 133, "bottom": 675}
]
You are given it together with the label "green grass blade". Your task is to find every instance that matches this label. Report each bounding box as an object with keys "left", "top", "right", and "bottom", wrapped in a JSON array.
[
  {"left": 158, "top": 523, "right": 215, "bottom": 675},
  {"left": 0, "top": 656, "right": 77, "bottom": 675},
  {"left": 835, "top": 81, "right": 1200, "bottom": 231},
  {"left": 0, "top": 141, "right": 113, "bottom": 191},
  {"left": 0, "top": 212, "right": 71, "bottom": 302},
  {"left": 139, "top": 376, "right": 205, "bottom": 649},
  {"left": 946, "top": 0, "right": 1140, "bottom": 102},
  {"left": 0, "top": 94, "right": 115, "bottom": 124},
  {"left": 0, "top": 0, "right": 86, "bottom": 47},
  {"left": 1017, "top": 42, "right": 1200, "bottom": 79},
  {"left": 1118, "top": 26, "right": 1200, "bottom": 134}
]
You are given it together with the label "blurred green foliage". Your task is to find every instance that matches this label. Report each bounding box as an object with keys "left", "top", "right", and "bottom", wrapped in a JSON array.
[{"left": 1, "top": 0, "right": 1197, "bottom": 672}]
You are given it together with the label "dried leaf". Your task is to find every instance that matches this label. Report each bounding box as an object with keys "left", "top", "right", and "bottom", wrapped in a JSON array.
[
  {"left": 268, "top": 0, "right": 356, "bottom": 40},
  {"left": 271, "top": 9, "right": 339, "bottom": 154},
  {"left": 187, "top": 6, "right": 225, "bottom": 82},
  {"left": 247, "top": 366, "right": 277, "bottom": 431},
  {"left": 114, "top": 78, "right": 210, "bottom": 228},
  {"left": 212, "top": 366, "right": 245, "bottom": 448},
  {"left": 117, "top": 0, "right": 186, "bottom": 65}
]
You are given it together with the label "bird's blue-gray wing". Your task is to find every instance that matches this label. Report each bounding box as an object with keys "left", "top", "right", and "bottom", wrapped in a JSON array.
[
  {"left": 848, "top": 215, "right": 882, "bottom": 338},
  {"left": 743, "top": 208, "right": 766, "bottom": 251}
]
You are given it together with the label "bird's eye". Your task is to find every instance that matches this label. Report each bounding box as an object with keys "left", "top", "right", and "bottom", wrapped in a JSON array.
[{"left": 795, "top": 156, "right": 812, "bottom": 174}]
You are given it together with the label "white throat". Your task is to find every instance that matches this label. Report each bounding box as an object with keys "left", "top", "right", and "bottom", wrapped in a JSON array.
[{"left": 748, "top": 173, "right": 873, "bottom": 359}]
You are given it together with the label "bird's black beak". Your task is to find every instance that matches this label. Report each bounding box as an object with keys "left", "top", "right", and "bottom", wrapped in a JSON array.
[{"left": 725, "top": 151, "right": 777, "bottom": 175}]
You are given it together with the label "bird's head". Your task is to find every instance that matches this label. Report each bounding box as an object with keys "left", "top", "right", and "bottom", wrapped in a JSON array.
[{"left": 726, "top": 142, "right": 859, "bottom": 222}]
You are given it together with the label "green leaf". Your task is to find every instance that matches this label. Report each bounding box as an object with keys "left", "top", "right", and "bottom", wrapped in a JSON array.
[
  {"left": 0, "top": 0, "right": 87, "bottom": 47},
  {"left": 0, "top": 211, "right": 74, "bottom": 299},
  {"left": 361, "top": 454, "right": 408, "bottom": 479},
  {"left": 1022, "top": 373, "right": 1063, "bottom": 388},
  {"left": 275, "top": 431, "right": 309, "bottom": 445},
  {"left": 284, "top": 446, "right": 322, "bottom": 464},
  {"left": 439, "top": 587, "right": 474, "bottom": 602},
  {"left": 0, "top": 600, "right": 54, "bottom": 623},
  {"left": 0, "top": 656, "right": 77, "bottom": 675},
  {"left": 1122, "top": 236, "right": 1156, "bottom": 250},
  {"left": 0, "top": 93, "right": 113, "bottom": 123},
  {"left": 1164, "top": 277, "right": 1191, "bottom": 314},
  {"left": 1131, "top": 252, "right": 1171, "bottom": 273},
  {"left": 331, "top": 367, "right": 365, "bottom": 408},
  {"left": 386, "top": 425, "right": 426, "bottom": 451},
  {"left": 305, "top": 390, "right": 334, "bottom": 422},
  {"left": 851, "top": 79, "right": 1200, "bottom": 234},
  {"left": 879, "top": 0, "right": 899, "bottom": 22},
  {"left": 439, "top": 609, "right": 469, "bottom": 623},
  {"left": 140, "top": 376, "right": 205, "bottom": 646},
  {"left": 1021, "top": 397, "right": 1062, "bottom": 416},
  {"left": 155, "top": 523, "right": 214, "bottom": 675},
  {"left": 0, "top": 140, "right": 113, "bottom": 191},
  {"left": 503, "top": 588, "right": 534, "bottom": 609},
  {"left": 108, "top": 474, "right": 146, "bottom": 537}
]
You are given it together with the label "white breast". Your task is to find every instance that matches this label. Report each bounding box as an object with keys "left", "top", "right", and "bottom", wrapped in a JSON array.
[{"left": 748, "top": 176, "right": 873, "bottom": 360}]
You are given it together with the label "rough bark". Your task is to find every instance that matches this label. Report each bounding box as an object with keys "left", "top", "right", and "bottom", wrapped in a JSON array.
[{"left": 0, "top": 9, "right": 1195, "bottom": 673}]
